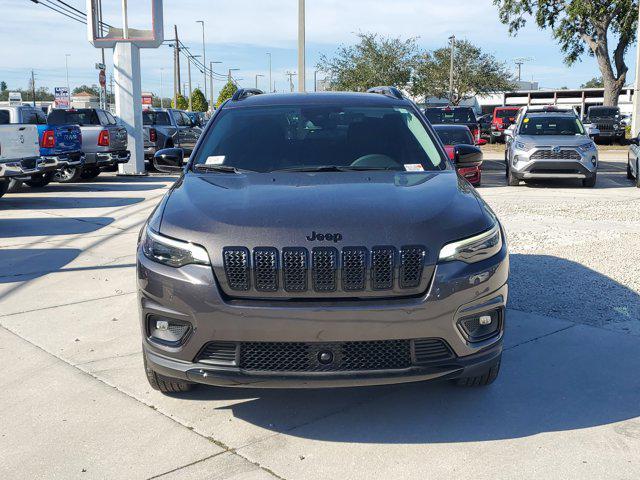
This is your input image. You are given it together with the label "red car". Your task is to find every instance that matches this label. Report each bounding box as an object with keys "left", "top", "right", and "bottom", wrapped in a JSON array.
[
  {"left": 433, "top": 124, "right": 484, "bottom": 186},
  {"left": 490, "top": 106, "right": 520, "bottom": 143}
]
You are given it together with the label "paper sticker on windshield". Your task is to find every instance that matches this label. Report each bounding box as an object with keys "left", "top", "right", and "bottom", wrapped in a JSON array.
[
  {"left": 205, "top": 156, "right": 225, "bottom": 165},
  {"left": 404, "top": 164, "right": 424, "bottom": 172},
  {"left": 523, "top": 118, "right": 530, "bottom": 123}
]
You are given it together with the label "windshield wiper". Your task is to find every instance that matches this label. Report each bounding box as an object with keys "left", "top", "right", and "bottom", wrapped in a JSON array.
[
  {"left": 193, "top": 164, "right": 254, "bottom": 174},
  {"left": 271, "top": 165, "right": 401, "bottom": 173}
]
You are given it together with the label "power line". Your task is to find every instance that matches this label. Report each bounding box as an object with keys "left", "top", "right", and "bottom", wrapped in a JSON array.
[
  {"left": 30, "top": 0, "right": 85, "bottom": 25},
  {"left": 29, "top": 0, "right": 113, "bottom": 29}
]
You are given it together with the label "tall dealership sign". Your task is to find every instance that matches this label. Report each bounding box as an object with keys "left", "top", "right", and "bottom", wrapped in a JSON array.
[
  {"left": 54, "top": 87, "right": 70, "bottom": 109},
  {"left": 86, "top": 0, "right": 164, "bottom": 176}
]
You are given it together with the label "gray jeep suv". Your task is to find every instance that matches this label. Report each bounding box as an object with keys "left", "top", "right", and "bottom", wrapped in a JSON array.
[{"left": 138, "top": 88, "right": 509, "bottom": 393}]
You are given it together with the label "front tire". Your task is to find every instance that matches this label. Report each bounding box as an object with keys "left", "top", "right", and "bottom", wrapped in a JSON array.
[
  {"left": 53, "top": 166, "right": 82, "bottom": 183},
  {"left": 25, "top": 172, "right": 54, "bottom": 188},
  {"left": 507, "top": 164, "right": 519, "bottom": 186},
  {"left": 454, "top": 356, "right": 501, "bottom": 387},
  {"left": 583, "top": 173, "right": 597, "bottom": 188},
  {"left": 143, "top": 353, "right": 195, "bottom": 394},
  {"left": 628, "top": 157, "right": 634, "bottom": 180},
  {"left": 0, "top": 179, "right": 9, "bottom": 198}
]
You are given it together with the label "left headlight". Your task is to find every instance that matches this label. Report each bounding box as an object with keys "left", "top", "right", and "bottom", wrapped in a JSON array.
[
  {"left": 439, "top": 224, "right": 503, "bottom": 264},
  {"left": 577, "top": 142, "right": 595, "bottom": 153},
  {"left": 141, "top": 226, "right": 210, "bottom": 267}
]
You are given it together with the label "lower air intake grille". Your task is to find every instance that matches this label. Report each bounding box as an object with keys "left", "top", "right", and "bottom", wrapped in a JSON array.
[
  {"left": 223, "top": 248, "right": 250, "bottom": 291},
  {"left": 413, "top": 339, "right": 454, "bottom": 363},
  {"left": 197, "top": 342, "right": 238, "bottom": 365},
  {"left": 239, "top": 340, "right": 412, "bottom": 372}
]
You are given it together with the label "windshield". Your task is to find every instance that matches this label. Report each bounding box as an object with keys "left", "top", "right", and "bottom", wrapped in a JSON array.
[
  {"left": 48, "top": 109, "right": 100, "bottom": 126},
  {"left": 143, "top": 111, "right": 171, "bottom": 126},
  {"left": 588, "top": 108, "right": 619, "bottom": 118},
  {"left": 520, "top": 115, "right": 585, "bottom": 136},
  {"left": 496, "top": 109, "right": 518, "bottom": 119},
  {"left": 193, "top": 105, "right": 445, "bottom": 173},
  {"left": 434, "top": 127, "right": 474, "bottom": 146},
  {"left": 424, "top": 108, "right": 476, "bottom": 124}
]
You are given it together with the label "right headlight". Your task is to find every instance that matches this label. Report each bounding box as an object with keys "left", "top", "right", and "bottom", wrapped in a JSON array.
[
  {"left": 514, "top": 141, "right": 527, "bottom": 150},
  {"left": 438, "top": 224, "right": 503, "bottom": 264},
  {"left": 141, "top": 226, "right": 210, "bottom": 268}
]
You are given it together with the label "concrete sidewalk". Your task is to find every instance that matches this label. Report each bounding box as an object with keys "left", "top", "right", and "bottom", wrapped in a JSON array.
[{"left": 1, "top": 173, "right": 639, "bottom": 479}]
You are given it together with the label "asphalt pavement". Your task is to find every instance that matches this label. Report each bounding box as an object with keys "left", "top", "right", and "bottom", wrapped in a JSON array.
[{"left": 1, "top": 150, "right": 639, "bottom": 480}]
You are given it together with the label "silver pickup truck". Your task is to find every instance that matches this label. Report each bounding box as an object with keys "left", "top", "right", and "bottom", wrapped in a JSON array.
[
  {"left": 46, "top": 108, "right": 130, "bottom": 180},
  {"left": 0, "top": 123, "right": 40, "bottom": 198},
  {"left": 143, "top": 109, "right": 201, "bottom": 161}
]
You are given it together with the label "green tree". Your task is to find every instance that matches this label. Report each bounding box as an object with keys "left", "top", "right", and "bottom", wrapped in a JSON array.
[
  {"left": 72, "top": 84, "right": 100, "bottom": 96},
  {"left": 191, "top": 88, "right": 208, "bottom": 112},
  {"left": 412, "top": 40, "right": 516, "bottom": 105},
  {"left": 317, "top": 33, "right": 420, "bottom": 92},
  {"left": 581, "top": 76, "right": 605, "bottom": 88},
  {"left": 0, "top": 81, "right": 7, "bottom": 92},
  {"left": 494, "top": 0, "right": 638, "bottom": 106},
  {"left": 216, "top": 81, "right": 238, "bottom": 107},
  {"left": 172, "top": 93, "right": 188, "bottom": 110}
]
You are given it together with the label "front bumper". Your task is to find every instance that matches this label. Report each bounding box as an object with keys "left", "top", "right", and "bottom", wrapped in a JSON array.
[
  {"left": 511, "top": 147, "right": 598, "bottom": 180},
  {"left": 137, "top": 238, "right": 509, "bottom": 388},
  {"left": 85, "top": 150, "right": 131, "bottom": 166}
]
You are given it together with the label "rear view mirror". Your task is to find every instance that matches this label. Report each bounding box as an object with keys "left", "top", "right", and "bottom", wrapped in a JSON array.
[
  {"left": 153, "top": 148, "right": 184, "bottom": 173},
  {"left": 455, "top": 145, "right": 483, "bottom": 167}
]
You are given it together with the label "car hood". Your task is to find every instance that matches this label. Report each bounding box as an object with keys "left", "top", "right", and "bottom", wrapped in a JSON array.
[
  {"left": 517, "top": 135, "right": 591, "bottom": 147},
  {"left": 158, "top": 170, "right": 494, "bottom": 266}
]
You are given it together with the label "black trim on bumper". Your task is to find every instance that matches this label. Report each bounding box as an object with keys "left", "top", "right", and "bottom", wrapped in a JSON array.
[{"left": 145, "top": 339, "right": 503, "bottom": 389}]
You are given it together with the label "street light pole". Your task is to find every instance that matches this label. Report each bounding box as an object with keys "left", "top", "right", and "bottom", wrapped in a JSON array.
[
  {"left": 255, "top": 74, "right": 265, "bottom": 89},
  {"left": 65, "top": 54, "right": 71, "bottom": 98},
  {"left": 448, "top": 35, "right": 456, "bottom": 105},
  {"left": 160, "top": 68, "right": 164, "bottom": 108},
  {"left": 196, "top": 20, "right": 206, "bottom": 99},
  {"left": 228, "top": 68, "right": 239, "bottom": 83},
  {"left": 267, "top": 52, "right": 272, "bottom": 92},
  {"left": 298, "top": 0, "right": 305, "bottom": 92},
  {"left": 210, "top": 61, "right": 221, "bottom": 110}
]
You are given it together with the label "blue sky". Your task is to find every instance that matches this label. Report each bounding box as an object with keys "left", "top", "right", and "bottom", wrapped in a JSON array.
[{"left": 1, "top": 0, "right": 637, "bottom": 98}]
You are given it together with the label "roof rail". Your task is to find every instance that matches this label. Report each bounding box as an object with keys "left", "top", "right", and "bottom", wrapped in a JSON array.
[
  {"left": 366, "top": 86, "right": 404, "bottom": 100},
  {"left": 231, "top": 88, "right": 264, "bottom": 101}
]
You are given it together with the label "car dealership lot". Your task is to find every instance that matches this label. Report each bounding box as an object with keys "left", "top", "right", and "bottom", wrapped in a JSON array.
[{"left": 1, "top": 151, "right": 639, "bottom": 479}]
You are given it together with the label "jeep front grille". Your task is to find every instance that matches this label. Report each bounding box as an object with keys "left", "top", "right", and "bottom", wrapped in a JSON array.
[
  {"left": 222, "top": 246, "right": 426, "bottom": 295},
  {"left": 531, "top": 149, "right": 581, "bottom": 161},
  {"left": 196, "top": 338, "right": 454, "bottom": 371}
]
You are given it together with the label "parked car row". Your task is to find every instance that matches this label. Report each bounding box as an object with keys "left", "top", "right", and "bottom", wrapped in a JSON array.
[{"left": 0, "top": 105, "right": 204, "bottom": 199}]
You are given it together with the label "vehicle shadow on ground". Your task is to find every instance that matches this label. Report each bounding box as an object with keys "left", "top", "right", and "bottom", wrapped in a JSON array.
[
  {"left": 0, "top": 217, "right": 115, "bottom": 237},
  {"left": 173, "top": 254, "right": 640, "bottom": 443},
  {"left": 0, "top": 197, "right": 145, "bottom": 210},
  {"left": 0, "top": 248, "right": 82, "bottom": 283},
  {"left": 30, "top": 184, "right": 166, "bottom": 193}
]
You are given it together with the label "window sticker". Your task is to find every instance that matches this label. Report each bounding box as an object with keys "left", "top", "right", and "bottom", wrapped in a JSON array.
[
  {"left": 523, "top": 118, "right": 530, "bottom": 123},
  {"left": 205, "top": 156, "right": 225, "bottom": 165},
  {"left": 404, "top": 164, "right": 425, "bottom": 172}
]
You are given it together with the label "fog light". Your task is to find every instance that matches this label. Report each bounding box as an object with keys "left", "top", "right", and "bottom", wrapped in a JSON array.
[
  {"left": 148, "top": 315, "right": 191, "bottom": 346},
  {"left": 591, "top": 156, "right": 597, "bottom": 167},
  {"left": 458, "top": 309, "right": 502, "bottom": 342}
]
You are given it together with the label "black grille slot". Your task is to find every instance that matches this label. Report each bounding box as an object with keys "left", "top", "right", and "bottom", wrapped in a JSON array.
[
  {"left": 531, "top": 149, "right": 581, "bottom": 161},
  {"left": 253, "top": 248, "right": 278, "bottom": 292},
  {"left": 223, "top": 248, "right": 251, "bottom": 291},
  {"left": 413, "top": 339, "right": 454, "bottom": 363},
  {"left": 282, "top": 248, "right": 308, "bottom": 292},
  {"left": 400, "top": 246, "right": 426, "bottom": 289},
  {"left": 239, "top": 340, "right": 412, "bottom": 372},
  {"left": 342, "top": 247, "right": 367, "bottom": 291},
  {"left": 371, "top": 246, "right": 396, "bottom": 290},
  {"left": 312, "top": 247, "right": 337, "bottom": 292},
  {"left": 197, "top": 342, "right": 238, "bottom": 365}
]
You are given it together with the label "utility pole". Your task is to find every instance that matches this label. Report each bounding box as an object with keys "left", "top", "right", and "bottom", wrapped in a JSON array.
[
  {"left": 160, "top": 68, "right": 164, "bottom": 108},
  {"left": 109, "top": 74, "right": 114, "bottom": 110},
  {"left": 65, "top": 54, "right": 71, "bottom": 99},
  {"left": 632, "top": 1, "right": 640, "bottom": 136},
  {"left": 314, "top": 70, "right": 317, "bottom": 92},
  {"left": 31, "top": 70, "right": 36, "bottom": 106},
  {"left": 448, "top": 35, "right": 455, "bottom": 105},
  {"left": 196, "top": 20, "right": 207, "bottom": 98},
  {"left": 267, "top": 52, "right": 272, "bottom": 92},
  {"left": 286, "top": 71, "right": 296, "bottom": 93},
  {"left": 255, "top": 74, "right": 264, "bottom": 89},
  {"left": 298, "top": 0, "right": 306, "bottom": 92},
  {"left": 228, "top": 68, "right": 239, "bottom": 84},
  {"left": 173, "top": 25, "right": 181, "bottom": 107},
  {"left": 187, "top": 55, "right": 192, "bottom": 111}
]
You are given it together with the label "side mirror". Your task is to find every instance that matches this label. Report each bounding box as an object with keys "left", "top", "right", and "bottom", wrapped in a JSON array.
[
  {"left": 455, "top": 145, "right": 483, "bottom": 167},
  {"left": 153, "top": 148, "right": 184, "bottom": 173},
  {"left": 504, "top": 125, "right": 515, "bottom": 138},
  {"left": 629, "top": 137, "right": 639, "bottom": 146},
  {"left": 477, "top": 138, "right": 488, "bottom": 146},
  {"left": 585, "top": 124, "right": 600, "bottom": 138}
]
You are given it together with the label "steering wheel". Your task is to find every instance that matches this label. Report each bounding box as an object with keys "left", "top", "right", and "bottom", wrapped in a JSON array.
[{"left": 351, "top": 154, "right": 399, "bottom": 169}]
